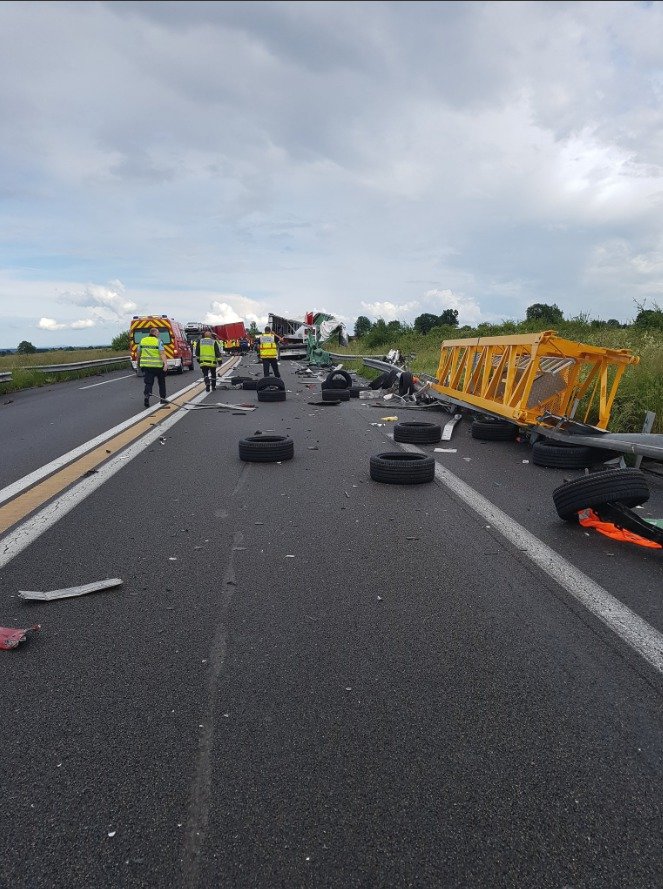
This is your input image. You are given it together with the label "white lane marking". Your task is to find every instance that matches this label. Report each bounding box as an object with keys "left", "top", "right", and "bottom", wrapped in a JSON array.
[
  {"left": 402, "top": 443, "right": 663, "bottom": 675},
  {"left": 78, "top": 374, "right": 134, "bottom": 389},
  {"left": 0, "top": 386, "right": 209, "bottom": 569},
  {"left": 0, "top": 379, "right": 203, "bottom": 508}
]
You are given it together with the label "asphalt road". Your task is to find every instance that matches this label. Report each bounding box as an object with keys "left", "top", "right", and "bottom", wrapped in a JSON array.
[{"left": 1, "top": 359, "right": 662, "bottom": 888}]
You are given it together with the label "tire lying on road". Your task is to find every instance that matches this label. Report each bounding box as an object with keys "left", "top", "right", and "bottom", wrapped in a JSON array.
[
  {"left": 381, "top": 368, "right": 398, "bottom": 389},
  {"left": 393, "top": 421, "right": 442, "bottom": 444},
  {"left": 398, "top": 371, "right": 415, "bottom": 396},
  {"left": 257, "top": 387, "right": 287, "bottom": 402},
  {"left": 552, "top": 468, "right": 650, "bottom": 521},
  {"left": 370, "top": 452, "right": 435, "bottom": 485},
  {"left": 322, "top": 388, "right": 349, "bottom": 401},
  {"left": 325, "top": 369, "right": 353, "bottom": 389},
  {"left": 239, "top": 435, "right": 294, "bottom": 463},
  {"left": 532, "top": 439, "right": 610, "bottom": 468},
  {"left": 369, "top": 373, "right": 387, "bottom": 390},
  {"left": 470, "top": 417, "right": 518, "bottom": 441},
  {"left": 241, "top": 379, "right": 259, "bottom": 390},
  {"left": 256, "top": 376, "right": 285, "bottom": 391}
]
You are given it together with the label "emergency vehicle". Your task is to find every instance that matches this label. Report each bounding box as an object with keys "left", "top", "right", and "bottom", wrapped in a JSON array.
[{"left": 129, "top": 315, "right": 194, "bottom": 373}]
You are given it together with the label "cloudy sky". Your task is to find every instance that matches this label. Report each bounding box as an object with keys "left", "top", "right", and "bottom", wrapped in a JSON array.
[{"left": 1, "top": 0, "right": 662, "bottom": 347}]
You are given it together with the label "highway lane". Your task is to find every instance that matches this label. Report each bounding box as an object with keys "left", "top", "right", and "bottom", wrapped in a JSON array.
[
  {"left": 0, "top": 362, "right": 241, "bottom": 491},
  {"left": 1, "top": 360, "right": 663, "bottom": 888}
]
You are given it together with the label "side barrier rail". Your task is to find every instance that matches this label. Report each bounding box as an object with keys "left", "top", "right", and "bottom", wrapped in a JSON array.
[{"left": 0, "top": 355, "right": 130, "bottom": 383}]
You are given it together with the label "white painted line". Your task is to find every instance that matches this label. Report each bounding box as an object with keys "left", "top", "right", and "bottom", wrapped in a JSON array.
[
  {"left": 401, "top": 443, "right": 663, "bottom": 676},
  {"left": 78, "top": 374, "right": 134, "bottom": 389},
  {"left": 0, "top": 378, "right": 203, "bottom": 508},
  {"left": 0, "top": 387, "right": 209, "bottom": 569}
]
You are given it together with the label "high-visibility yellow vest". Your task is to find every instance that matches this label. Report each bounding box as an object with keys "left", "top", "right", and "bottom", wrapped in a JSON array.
[
  {"left": 139, "top": 336, "right": 163, "bottom": 368},
  {"left": 259, "top": 334, "right": 277, "bottom": 358},
  {"left": 198, "top": 337, "right": 217, "bottom": 367}
]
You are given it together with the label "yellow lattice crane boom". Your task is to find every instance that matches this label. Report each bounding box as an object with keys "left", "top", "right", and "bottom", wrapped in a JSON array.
[{"left": 432, "top": 330, "right": 639, "bottom": 431}]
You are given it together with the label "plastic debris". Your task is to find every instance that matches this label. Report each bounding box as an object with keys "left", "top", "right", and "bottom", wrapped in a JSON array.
[
  {"left": 381, "top": 416, "right": 398, "bottom": 421},
  {"left": 434, "top": 448, "right": 457, "bottom": 453},
  {"left": 18, "top": 578, "right": 123, "bottom": 602},
  {"left": 1, "top": 624, "right": 41, "bottom": 650}
]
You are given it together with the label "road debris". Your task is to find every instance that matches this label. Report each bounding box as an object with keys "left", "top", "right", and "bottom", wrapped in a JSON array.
[
  {"left": 381, "top": 416, "right": 398, "bottom": 421},
  {"left": 0, "top": 624, "right": 41, "bottom": 650},
  {"left": 434, "top": 448, "right": 457, "bottom": 453},
  {"left": 18, "top": 578, "right": 123, "bottom": 602}
]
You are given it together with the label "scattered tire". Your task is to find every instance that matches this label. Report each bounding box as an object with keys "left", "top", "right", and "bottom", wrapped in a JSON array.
[
  {"left": 369, "top": 373, "right": 387, "bottom": 390},
  {"left": 370, "top": 452, "right": 435, "bottom": 485},
  {"left": 393, "top": 421, "right": 442, "bottom": 444},
  {"left": 470, "top": 418, "right": 518, "bottom": 441},
  {"left": 230, "top": 375, "right": 252, "bottom": 384},
  {"left": 322, "top": 388, "right": 349, "bottom": 401},
  {"left": 257, "top": 388, "right": 287, "bottom": 402},
  {"left": 325, "top": 369, "right": 352, "bottom": 389},
  {"left": 242, "top": 379, "right": 259, "bottom": 390},
  {"left": 256, "top": 376, "right": 285, "bottom": 391},
  {"left": 381, "top": 368, "right": 398, "bottom": 389},
  {"left": 398, "top": 371, "right": 415, "bottom": 397},
  {"left": 532, "top": 440, "right": 609, "bottom": 469},
  {"left": 552, "top": 469, "right": 650, "bottom": 521},
  {"left": 239, "top": 435, "right": 294, "bottom": 463}
]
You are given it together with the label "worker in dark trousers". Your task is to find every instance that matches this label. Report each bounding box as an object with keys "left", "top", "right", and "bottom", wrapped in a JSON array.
[
  {"left": 195, "top": 328, "right": 223, "bottom": 392},
  {"left": 138, "top": 327, "right": 168, "bottom": 407},
  {"left": 257, "top": 326, "right": 281, "bottom": 378}
]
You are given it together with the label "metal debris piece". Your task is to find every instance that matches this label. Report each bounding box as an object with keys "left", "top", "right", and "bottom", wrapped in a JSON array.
[
  {"left": 441, "top": 414, "right": 462, "bottom": 441},
  {"left": 435, "top": 448, "right": 457, "bottom": 453},
  {"left": 0, "top": 624, "right": 41, "bottom": 650},
  {"left": 18, "top": 578, "right": 123, "bottom": 602}
]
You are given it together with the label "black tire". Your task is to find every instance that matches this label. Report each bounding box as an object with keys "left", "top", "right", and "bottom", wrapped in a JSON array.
[
  {"left": 369, "top": 373, "right": 387, "bottom": 390},
  {"left": 381, "top": 368, "right": 398, "bottom": 389},
  {"left": 471, "top": 418, "right": 518, "bottom": 441},
  {"left": 398, "top": 371, "right": 415, "bottom": 396},
  {"left": 257, "top": 388, "right": 287, "bottom": 402},
  {"left": 552, "top": 469, "right": 650, "bottom": 521},
  {"left": 323, "top": 388, "right": 349, "bottom": 401},
  {"left": 176, "top": 362, "right": 184, "bottom": 374},
  {"left": 532, "top": 440, "right": 609, "bottom": 469},
  {"left": 230, "top": 375, "right": 252, "bottom": 385},
  {"left": 239, "top": 435, "right": 294, "bottom": 463},
  {"left": 325, "top": 370, "right": 352, "bottom": 390},
  {"left": 242, "top": 379, "right": 259, "bottom": 390},
  {"left": 393, "top": 421, "right": 442, "bottom": 444},
  {"left": 256, "top": 376, "right": 285, "bottom": 391},
  {"left": 370, "top": 452, "right": 435, "bottom": 485}
]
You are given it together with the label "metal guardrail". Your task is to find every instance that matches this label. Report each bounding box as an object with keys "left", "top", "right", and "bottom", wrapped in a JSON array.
[{"left": 0, "top": 355, "right": 130, "bottom": 383}]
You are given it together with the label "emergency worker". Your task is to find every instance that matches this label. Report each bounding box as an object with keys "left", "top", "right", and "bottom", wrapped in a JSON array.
[
  {"left": 257, "top": 326, "right": 281, "bottom": 378},
  {"left": 138, "top": 327, "right": 168, "bottom": 407},
  {"left": 195, "top": 328, "right": 223, "bottom": 392}
]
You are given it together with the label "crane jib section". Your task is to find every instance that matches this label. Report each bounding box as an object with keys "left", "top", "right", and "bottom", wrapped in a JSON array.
[{"left": 432, "top": 330, "right": 639, "bottom": 430}]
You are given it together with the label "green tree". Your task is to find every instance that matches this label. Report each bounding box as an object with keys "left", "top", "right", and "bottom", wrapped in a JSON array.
[
  {"left": 111, "top": 330, "right": 130, "bottom": 351},
  {"left": 438, "top": 308, "right": 459, "bottom": 327},
  {"left": 248, "top": 321, "right": 259, "bottom": 337},
  {"left": 354, "top": 315, "right": 372, "bottom": 337},
  {"left": 634, "top": 308, "right": 663, "bottom": 329},
  {"left": 17, "top": 340, "right": 37, "bottom": 354},
  {"left": 414, "top": 313, "right": 439, "bottom": 335},
  {"left": 525, "top": 303, "right": 564, "bottom": 324}
]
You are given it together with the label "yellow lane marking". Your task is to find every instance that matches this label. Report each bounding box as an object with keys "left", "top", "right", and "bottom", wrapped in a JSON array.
[{"left": 0, "top": 381, "right": 206, "bottom": 536}]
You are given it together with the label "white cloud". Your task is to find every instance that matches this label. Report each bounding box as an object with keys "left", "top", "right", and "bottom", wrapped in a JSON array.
[
  {"left": 360, "top": 301, "right": 418, "bottom": 322},
  {"left": 38, "top": 317, "right": 95, "bottom": 331},
  {"left": 58, "top": 282, "right": 138, "bottom": 322}
]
